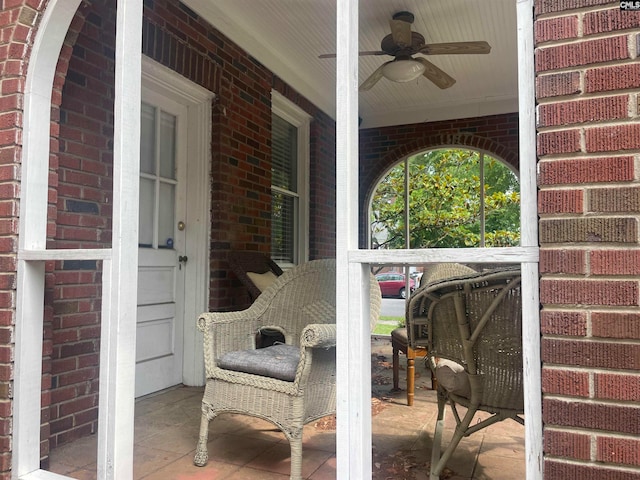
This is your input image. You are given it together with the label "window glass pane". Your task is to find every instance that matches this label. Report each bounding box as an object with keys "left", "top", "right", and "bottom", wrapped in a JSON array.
[
  {"left": 158, "top": 182, "right": 175, "bottom": 248},
  {"left": 140, "top": 103, "right": 156, "bottom": 175},
  {"left": 159, "top": 111, "right": 176, "bottom": 179},
  {"left": 271, "top": 191, "right": 295, "bottom": 264},
  {"left": 272, "top": 114, "right": 297, "bottom": 191},
  {"left": 139, "top": 178, "right": 154, "bottom": 247},
  {"left": 370, "top": 149, "right": 520, "bottom": 249}
]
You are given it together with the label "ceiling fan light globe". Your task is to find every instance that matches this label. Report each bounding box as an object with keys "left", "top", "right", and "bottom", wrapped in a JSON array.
[{"left": 382, "top": 59, "right": 425, "bottom": 82}]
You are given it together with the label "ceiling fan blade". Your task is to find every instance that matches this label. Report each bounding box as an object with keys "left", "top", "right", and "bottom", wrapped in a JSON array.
[
  {"left": 418, "top": 41, "right": 492, "bottom": 55},
  {"left": 415, "top": 58, "right": 456, "bottom": 89},
  {"left": 359, "top": 62, "right": 391, "bottom": 91},
  {"left": 389, "top": 19, "right": 412, "bottom": 47},
  {"left": 318, "top": 50, "right": 387, "bottom": 59}
]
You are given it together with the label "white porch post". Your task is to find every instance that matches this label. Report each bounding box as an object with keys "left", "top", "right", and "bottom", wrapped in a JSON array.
[
  {"left": 517, "top": 0, "right": 543, "bottom": 478},
  {"left": 335, "top": 0, "right": 372, "bottom": 479},
  {"left": 96, "top": 1, "right": 142, "bottom": 478}
]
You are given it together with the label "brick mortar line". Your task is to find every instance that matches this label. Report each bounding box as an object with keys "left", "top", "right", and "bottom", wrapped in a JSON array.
[
  {"left": 537, "top": 152, "right": 639, "bottom": 160},
  {"left": 540, "top": 245, "right": 640, "bottom": 252},
  {"left": 546, "top": 459, "right": 640, "bottom": 476},
  {"left": 541, "top": 302, "right": 640, "bottom": 311},
  {"left": 545, "top": 365, "right": 640, "bottom": 376},
  {"left": 535, "top": 4, "right": 620, "bottom": 22},
  {"left": 545, "top": 425, "right": 640, "bottom": 441},
  {"left": 537, "top": 151, "right": 640, "bottom": 161},
  {"left": 544, "top": 342, "right": 640, "bottom": 352},
  {"left": 543, "top": 393, "right": 640, "bottom": 407},
  {"left": 536, "top": 90, "right": 640, "bottom": 106},
  {"left": 534, "top": 57, "right": 640, "bottom": 76},
  {"left": 536, "top": 117, "right": 640, "bottom": 133},
  {"left": 536, "top": 29, "right": 640, "bottom": 49},
  {"left": 538, "top": 182, "right": 640, "bottom": 190},
  {"left": 539, "top": 210, "right": 640, "bottom": 218}
]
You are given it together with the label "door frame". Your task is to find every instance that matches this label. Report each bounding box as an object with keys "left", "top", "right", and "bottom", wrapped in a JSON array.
[{"left": 141, "top": 56, "right": 213, "bottom": 386}]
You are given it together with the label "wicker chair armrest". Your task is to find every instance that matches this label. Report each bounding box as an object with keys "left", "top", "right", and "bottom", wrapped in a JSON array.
[
  {"left": 198, "top": 311, "right": 262, "bottom": 367},
  {"left": 300, "top": 323, "right": 336, "bottom": 349}
]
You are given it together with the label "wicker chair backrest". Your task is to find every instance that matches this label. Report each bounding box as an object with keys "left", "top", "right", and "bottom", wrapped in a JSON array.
[{"left": 409, "top": 267, "right": 523, "bottom": 411}]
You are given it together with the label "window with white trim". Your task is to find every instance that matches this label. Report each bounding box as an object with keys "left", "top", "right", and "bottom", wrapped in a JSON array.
[
  {"left": 370, "top": 148, "right": 520, "bottom": 250},
  {"left": 271, "top": 92, "right": 310, "bottom": 268}
]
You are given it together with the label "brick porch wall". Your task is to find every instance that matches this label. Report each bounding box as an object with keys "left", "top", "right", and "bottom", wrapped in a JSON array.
[{"left": 535, "top": 1, "right": 640, "bottom": 478}]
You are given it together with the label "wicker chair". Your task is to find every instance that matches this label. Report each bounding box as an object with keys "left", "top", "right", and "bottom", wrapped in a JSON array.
[
  {"left": 407, "top": 265, "right": 524, "bottom": 480},
  {"left": 390, "top": 264, "right": 477, "bottom": 405},
  {"left": 228, "top": 250, "right": 284, "bottom": 302},
  {"left": 193, "top": 259, "right": 382, "bottom": 480}
]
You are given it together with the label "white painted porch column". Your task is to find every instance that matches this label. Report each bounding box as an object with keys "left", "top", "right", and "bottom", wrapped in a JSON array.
[
  {"left": 335, "top": 0, "right": 372, "bottom": 479},
  {"left": 96, "top": 1, "right": 142, "bottom": 478}
]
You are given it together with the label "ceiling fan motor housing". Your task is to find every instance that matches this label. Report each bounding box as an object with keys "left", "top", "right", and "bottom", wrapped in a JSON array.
[{"left": 381, "top": 32, "right": 426, "bottom": 56}]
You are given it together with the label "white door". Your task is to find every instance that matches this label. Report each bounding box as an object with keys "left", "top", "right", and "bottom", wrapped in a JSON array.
[{"left": 136, "top": 91, "right": 188, "bottom": 397}]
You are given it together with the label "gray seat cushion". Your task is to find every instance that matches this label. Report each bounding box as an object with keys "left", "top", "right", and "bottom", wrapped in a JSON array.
[
  {"left": 435, "top": 358, "right": 471, "bottom": 398},
  {"left": 218, "top": 344, "right": 300, "bottom": 382}
]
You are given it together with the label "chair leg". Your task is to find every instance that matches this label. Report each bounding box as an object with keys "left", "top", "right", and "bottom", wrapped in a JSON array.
[
  {"left": 289, "top": 429, "right": 304, "bottom": 480},
  {"left": 392, "top": 343, "right": 400, "bottom": 391},
  {"left": 193, "top": 407, "right": 211, "bottom": 467},
  {"left": 406, "top": 346, "right": 416, "bottom": 406},
  {"left": 430, "top": 392, "right": 447, "bottom": 480},
  {"left": 431, "top": 396, "right": 479, "bottom": 479}
]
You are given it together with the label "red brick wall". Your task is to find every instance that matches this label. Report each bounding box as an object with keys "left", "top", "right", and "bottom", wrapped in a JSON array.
[
  {"left": 535, "top": 1, "right": 640, "bottom": 478},
  {"left": 358, "top": 113, "right": 519, "bottom": 245},
  {"left": 48, "top": 1, "right": 115, "bottom": 454}
]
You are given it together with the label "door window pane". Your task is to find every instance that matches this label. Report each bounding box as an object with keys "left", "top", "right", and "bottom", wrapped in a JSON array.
[
  {"left": 158, "top": 182, "right": 175, "bottom": 248},
  {"left": 139, "top": 102, "right": 178, "bottom": 249},
  {"left": 140, "top": 103, "right": 156, "bottom": 175},
  {"left": 139, "top": 178, "right": 154, "bottom": 247},
  {"left": 160, "top": 111, "right": 176, "bottom": 180}
]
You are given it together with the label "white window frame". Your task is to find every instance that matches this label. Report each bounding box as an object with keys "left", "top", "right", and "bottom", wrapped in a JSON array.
[
  {"left": 271, "top": 90, "right": 310, "bottom": 267},
  {"left": 334, "top": 1, "right": 542, "bottom": 479}
]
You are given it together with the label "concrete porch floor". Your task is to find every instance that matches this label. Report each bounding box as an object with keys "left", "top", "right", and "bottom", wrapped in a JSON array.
[{"left": 47, "top": 337, "right": 525, "bottom": 479}]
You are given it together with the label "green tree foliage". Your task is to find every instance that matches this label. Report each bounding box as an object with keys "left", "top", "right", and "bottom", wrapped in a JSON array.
[{"left": 370, "top": 149, "right": 520, "bottom": 249}]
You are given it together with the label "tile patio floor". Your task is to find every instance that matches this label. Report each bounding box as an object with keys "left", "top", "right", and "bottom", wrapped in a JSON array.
[{"left": 48, "top": 336, "right": 525, "bottom": 479}]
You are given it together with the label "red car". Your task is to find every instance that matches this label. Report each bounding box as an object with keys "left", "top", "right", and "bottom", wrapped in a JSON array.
[{"left": 375, "top": 273, "right": 416, "bottom": 299}]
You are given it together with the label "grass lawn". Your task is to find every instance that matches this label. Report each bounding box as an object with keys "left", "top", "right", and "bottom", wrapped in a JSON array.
[{"left": 372, "top": 316, "right": 404, "bottom": 336}]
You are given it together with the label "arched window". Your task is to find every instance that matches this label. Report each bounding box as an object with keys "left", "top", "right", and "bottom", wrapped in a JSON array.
[{"left": 370, "top": 148, "right": 520, "bottom": 251}]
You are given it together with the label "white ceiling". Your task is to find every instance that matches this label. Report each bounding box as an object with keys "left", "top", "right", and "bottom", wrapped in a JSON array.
[{"left": 182, "top": 0, "right": 518, "bottom": 128}]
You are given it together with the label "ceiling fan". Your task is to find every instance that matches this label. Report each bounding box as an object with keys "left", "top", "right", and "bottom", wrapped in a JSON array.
[{"left": 319, "top": 11, "right": 491, "bottom": 91}]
